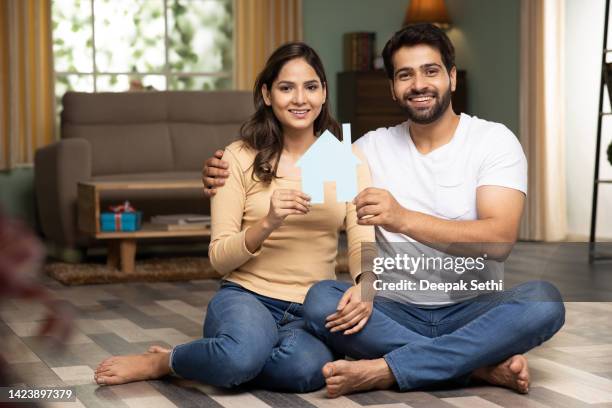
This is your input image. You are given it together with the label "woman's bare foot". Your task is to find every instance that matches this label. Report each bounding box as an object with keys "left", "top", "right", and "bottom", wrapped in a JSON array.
[
  {"left": 473, "top": 354, "right": 530, "bottom": 394},
  {"left": 322, "top": 359, "right": 395, "bottom": 398},
  {"left": 94, "top": 348, "right": 171, "bottom": 386},
  {"left": 148, "top": 345, "right": 172, "bottom": 354}
]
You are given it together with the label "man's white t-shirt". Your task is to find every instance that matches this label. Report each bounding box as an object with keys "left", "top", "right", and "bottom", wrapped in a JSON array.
[{"left": 354, "top": 113, "right": 528, "bottom": 306}]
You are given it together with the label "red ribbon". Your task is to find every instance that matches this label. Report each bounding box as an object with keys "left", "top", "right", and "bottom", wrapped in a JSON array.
[
  {"left": 109, "top": 201, "right": 135, "bottom": 231},
  {"left": 109, "top": 200, "right": 135, "bottom": 214}
]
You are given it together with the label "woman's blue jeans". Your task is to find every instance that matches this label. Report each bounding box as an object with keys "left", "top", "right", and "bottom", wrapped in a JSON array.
[
  {"left": 304, "top": 280, "right": 565, "bottom": 391},
  {"left": 170, "top": 281, "right": 334, "bottom": 392}
]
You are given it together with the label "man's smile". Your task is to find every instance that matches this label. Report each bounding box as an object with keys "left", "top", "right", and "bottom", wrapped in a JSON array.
[{"left": 406, "top": 94, "right": 436, "bottom": 108}]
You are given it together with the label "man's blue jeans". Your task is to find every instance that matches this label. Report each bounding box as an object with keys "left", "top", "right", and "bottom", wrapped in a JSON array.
[
  {"left": 170, "top": 281, "right": 334, "bottom": 392},
  {"left": 303, "top": 280, "right": 565, "bottom": 391}
]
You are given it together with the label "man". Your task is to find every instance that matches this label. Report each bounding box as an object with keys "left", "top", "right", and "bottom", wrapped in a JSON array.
[{"left": 202, "top": 24, "right": 564, "bottom": 397}]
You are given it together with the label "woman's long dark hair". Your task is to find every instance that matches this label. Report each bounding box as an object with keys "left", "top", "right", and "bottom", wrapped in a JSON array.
[{"left": 240, "top": 42, "right": 341, "bottom": 184}]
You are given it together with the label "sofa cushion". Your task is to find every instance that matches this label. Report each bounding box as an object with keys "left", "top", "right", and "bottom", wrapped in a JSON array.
[
  {"left": 166, "top": 91, "right": 253, "bottom": 123},
  {"left": 61, "top": 92, "right": 168, "bottom": 124},
  {"left": 169, "top": 123, "right": 241, "bottom": 171},
  {"left": 63, "top": 123, "right": 174, "bottom": 176},
  {"left": 61, "top": 91, "right": 254, "bottom": 174}
]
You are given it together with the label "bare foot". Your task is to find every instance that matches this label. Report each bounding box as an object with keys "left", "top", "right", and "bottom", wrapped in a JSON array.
[
  {"left": 322, "top": 359, "right": 395, "bottom": 398},
  {"left": 94, "top": 350, "right": 171, "bottom": 386},
  {"left": 148, "top": 345, "right": 172, "bottom": 354},
  {"left": 473, "top": 355, "right": 530, "bottom": 394}
]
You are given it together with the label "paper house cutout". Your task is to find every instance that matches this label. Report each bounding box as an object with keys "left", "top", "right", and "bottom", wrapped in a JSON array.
[{"left": 295, "top": 123, "right": 361, "bottom": 204}]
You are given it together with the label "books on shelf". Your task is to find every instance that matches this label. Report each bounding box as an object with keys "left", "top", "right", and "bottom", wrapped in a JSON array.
[
  {"left": 343, "top": 32, "right": 376, "bottom": 72},
  {"left": 149, "top": 214, "right": 211, "bottom": 230}
]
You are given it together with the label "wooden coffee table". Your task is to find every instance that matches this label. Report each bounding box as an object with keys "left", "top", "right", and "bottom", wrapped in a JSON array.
[{"left": 77, "top": 180, "right": 211, "bottom": 273}]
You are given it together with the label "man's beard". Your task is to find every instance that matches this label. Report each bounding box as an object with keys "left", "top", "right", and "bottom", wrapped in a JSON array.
[{"left": 399, "top": 86, "right": 452, "bottom": 125}]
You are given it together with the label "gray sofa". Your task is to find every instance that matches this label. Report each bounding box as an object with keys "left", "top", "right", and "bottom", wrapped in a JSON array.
[{"left": 35, "top": 91, "right": 253, "bottom": 250}]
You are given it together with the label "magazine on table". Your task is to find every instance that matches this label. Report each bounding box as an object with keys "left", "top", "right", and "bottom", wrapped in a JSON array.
[{"left": 149, "top": 214, "right": 211, "bottom": 230}]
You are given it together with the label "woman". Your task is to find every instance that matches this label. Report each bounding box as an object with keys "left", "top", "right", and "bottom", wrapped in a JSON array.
[{"left": 94, "top": 42, "right": 374, "bottom": 392}]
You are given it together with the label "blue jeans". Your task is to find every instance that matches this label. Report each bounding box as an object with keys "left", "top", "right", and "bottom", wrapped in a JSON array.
[
  {"left": 304, "top": 280, "right": 565, "bottom": 391},
  {"left": 170, "top": 281, "right": 334, "bottom": 392}
]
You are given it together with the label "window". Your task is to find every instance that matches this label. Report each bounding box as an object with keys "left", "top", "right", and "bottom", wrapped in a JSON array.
[{"left": 52, "top": 0, "right": 234, "bottom": 107}]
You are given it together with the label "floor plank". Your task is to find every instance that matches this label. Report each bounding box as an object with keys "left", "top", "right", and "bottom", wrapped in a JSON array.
[{"left": 1, "top": 244, "right": 611, "bottom": 407}]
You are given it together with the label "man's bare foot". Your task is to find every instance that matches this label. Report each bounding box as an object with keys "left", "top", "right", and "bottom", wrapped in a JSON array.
[
  {"left": 94, "top": 349, "right": 171, "bottom": 386},
  {"left": 322, "top": 359, "right": 395, "bottom": 398},
  {"left": 473, "top": 354, "right": 530, "bottom": 394}
]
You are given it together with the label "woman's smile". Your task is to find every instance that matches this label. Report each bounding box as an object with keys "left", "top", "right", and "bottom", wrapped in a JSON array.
[{"left": 288, "top": 108, "right": 311, "bottom": 119}]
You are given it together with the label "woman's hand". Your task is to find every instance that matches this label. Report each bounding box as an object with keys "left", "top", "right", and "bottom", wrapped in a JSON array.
[
  {"left": 325, "top": 282, "right": 373, "bottom": 335},
  {"left": 245, "top": 189, "right": 311, "bottom": 254},
  {"left": 264, "top": 189, "right": 311, "bottom": 230}
]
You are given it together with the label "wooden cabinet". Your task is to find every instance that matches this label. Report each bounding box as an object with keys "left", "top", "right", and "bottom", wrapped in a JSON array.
[{"left": 337, "top": 69, "right": 467, "bottom": 140}]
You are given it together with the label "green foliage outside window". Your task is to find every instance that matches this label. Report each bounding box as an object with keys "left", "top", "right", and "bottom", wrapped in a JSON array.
[{"left": 52, "top": 0, "right": 234, "bottom": 118}]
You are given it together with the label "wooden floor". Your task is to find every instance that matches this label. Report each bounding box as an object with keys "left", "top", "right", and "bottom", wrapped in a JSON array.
[{"left": 2, "top": 244, "right": 612, "bottom": 407}]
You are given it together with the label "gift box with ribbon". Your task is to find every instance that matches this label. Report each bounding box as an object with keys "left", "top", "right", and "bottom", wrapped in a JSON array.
[{"left": 100, "top": 200, "right": 142, "bottom": 232}]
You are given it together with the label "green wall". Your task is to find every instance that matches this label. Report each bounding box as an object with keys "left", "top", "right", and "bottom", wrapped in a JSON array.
[
  {"left": 303, "top": 0, "right": 521, "bottom": 135},
  {"left": 446, "top": 0, "right": 520, "bottom": 135},
  {"left": 0, "top": 168, "right": 37, "bottom": 228}
]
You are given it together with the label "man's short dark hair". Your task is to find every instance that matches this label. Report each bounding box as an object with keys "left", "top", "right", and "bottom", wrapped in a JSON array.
[{"left": 382, "top": 23, "right": 456, "bottom": 79}]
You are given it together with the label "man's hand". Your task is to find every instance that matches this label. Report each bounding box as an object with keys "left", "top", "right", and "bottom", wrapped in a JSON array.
[
  {"left": 353, "top": 187, "right": 409, "bottom": 233},
  {"left": 202, "top": 149, "right": 230, "bottom": 197},
  {"left": 325, "top": 283, "right": 373, "bottom": 335}
]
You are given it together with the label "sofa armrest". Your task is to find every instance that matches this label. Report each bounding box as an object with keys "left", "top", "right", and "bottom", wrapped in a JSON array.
[{"left": 34, "top": 138, "right": 92, "bottom": 248}]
